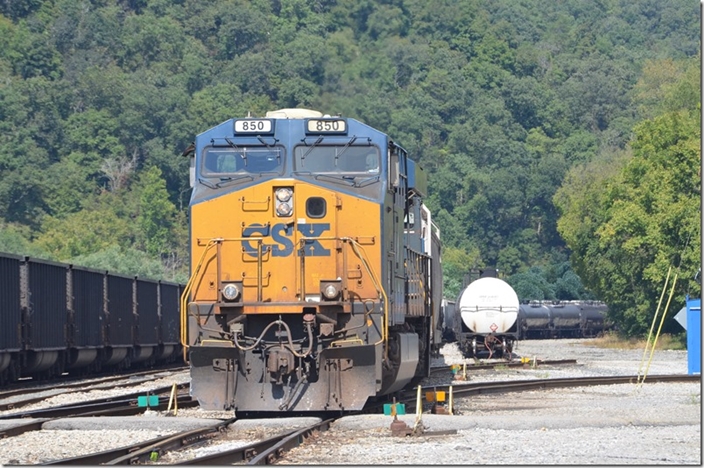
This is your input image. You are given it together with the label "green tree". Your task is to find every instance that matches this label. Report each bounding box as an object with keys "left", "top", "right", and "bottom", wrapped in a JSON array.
[
  {"left": 70, "top": 244, "right": 185, "bottom": 282},
  {"left": 507, "top": 267, "right": 555, "bottom": 301},
  {"left": 556, "top": 110, "right": 700, "bottom": 336},
  {"left": 135, "top": 166, "right": 178, "bottom": 257},
  {"left": 441, "top": 245, "right": 482, "bottom": 300},
  {"left": 35, "top": 202, "right": 132, "bottom": 260}
]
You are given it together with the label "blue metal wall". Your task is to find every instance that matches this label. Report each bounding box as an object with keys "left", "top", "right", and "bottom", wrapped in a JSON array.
[{"left": 686, "top": 296, "right": 701, "bottom": 375}]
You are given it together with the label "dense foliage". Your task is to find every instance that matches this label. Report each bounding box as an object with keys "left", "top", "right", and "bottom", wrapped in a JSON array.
[
  {"left": 0, "top": 0, "right": 699, "bottom": 335},
  {"left": 555, "top": 57, "right": 701, "bottom": 335}
]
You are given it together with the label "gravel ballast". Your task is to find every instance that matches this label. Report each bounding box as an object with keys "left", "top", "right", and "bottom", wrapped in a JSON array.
[
  {"left": 0, "top": 338, "right": 700, "bottom": 465},
  {"left": 283, "top": 339, "right": 701, "bottom": 465}
]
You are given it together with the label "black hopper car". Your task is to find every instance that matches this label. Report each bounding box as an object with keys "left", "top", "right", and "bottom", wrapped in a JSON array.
[{"left": 0, "top": 252, "right": 182, "bottom": 385}]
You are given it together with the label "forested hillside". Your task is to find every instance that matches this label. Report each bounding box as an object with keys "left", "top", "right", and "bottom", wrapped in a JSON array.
[{"left": 0, "top": 0, "right": 699, "bottom": 336}]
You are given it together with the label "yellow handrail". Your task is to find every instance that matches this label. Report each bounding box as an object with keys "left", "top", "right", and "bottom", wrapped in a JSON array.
[
  {"left": 345, "top": 237, "right": 390, "bottom": 360},
  {"left": 179, "top": 238, "right": 221, "bottom": 361},
  {"left": 181, "top": 235, "right": 391, "bottom": 363}
]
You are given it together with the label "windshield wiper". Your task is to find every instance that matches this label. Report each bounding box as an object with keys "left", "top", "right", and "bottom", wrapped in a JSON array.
[
  {"left": 223, "top": 137, "right": 239, "bottom": 148},
  {"left": 215, "top": 174, "right": 254, "bottom": 188},
  {"left": 334, "top": 136, "right": 358, "bottom": 165},
  {"left": 257, "top": 136, "right": 279, "bottom": 148},
  {"left": 353, "top": 175, "right": 381, "bottom": 187},
  {"left": 198, "top": 177, "right": 217, "bottom": 189},
  {"left": 314, "top": 173, "right": 355, "bottom": 186},
  {"left": 299, "top": 136, "right": 324, "bottom": 164}
]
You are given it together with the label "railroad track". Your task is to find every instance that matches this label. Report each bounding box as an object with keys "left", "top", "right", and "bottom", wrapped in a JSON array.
[
  {"left": 0, "top": 363, "right": 187, "bottom": 395},
  {"left": 36, "top": 418, "right": 335, "bottom": 465},
  {"left": 41, "top": 418, "right": 237, "bottom": 465},
  {"left": 0, "top": 366, "right": 189, "bottom": 411},
  {"left": 401, "top": 373, "right": 701, "bottom": 413},
  {"left": 0, "top": 385, "right": 196, "bottom": 438},
  {"left": 176, "top": 419, "right": 335, "bottom": 466},
  {"left": 428, "top": 358, "right": 577, "bottom": 376},
  {"left": 28, "top": 372, "right": 699, "bottom": 465}
]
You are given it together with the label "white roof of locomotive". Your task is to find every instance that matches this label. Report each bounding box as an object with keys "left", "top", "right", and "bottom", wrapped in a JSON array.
[
  {"left": 458, "top": 277, "right": 519, "bottom": 334},
  {"left": 265, "top": 108, "right": 323, "bottom": 119}
]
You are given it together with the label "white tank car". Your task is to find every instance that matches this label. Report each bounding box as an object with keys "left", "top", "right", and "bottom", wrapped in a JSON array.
[
  {"left": 455, "top": 277, "right": 519, "bottom": 359},
  {"left": 458, "top": 277, "right": 519, "bottom": 334}
]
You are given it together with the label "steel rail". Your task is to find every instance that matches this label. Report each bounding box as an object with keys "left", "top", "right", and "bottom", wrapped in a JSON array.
[
  {"left": 0, "top": 384, "right": 192, "bottom": 420},
  {"left": 0, "top": 365, "right": 188, "bottom": 400},
  {"left": 0, "top": 365, "right": 188, "bottom": 402},
  {"left": 400, "top": 373, "right": 701, "bottom": 410},
  {"left": 40, "top": 418, "right": 237, "bottom": 465},
  {"left": 0, "top": 367, "right": 189, "bottom": 411},
  {"left": 172, "top": 418, "right": 336, "bottom": 466},
  {"left": 428, "top": 359, "right": 577, "bottom": 375}
]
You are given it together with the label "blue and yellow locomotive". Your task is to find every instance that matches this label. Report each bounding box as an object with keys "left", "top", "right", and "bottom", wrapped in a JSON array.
[{"left": 181, "top": 109, "right": 442, "bottom": 413}]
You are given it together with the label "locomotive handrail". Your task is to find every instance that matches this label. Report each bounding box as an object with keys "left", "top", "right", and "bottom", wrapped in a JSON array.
[
  {"left": 182, "top": 234, "right": 392, "bottom": 363},
  {"left": 298, "top": 235, "right": 390, "bottom": 360},
  {"left": 180, "top": 238, "right": 221, "bottom": 361},
  {"left": 346, "top": 236, "right": 390, "bottom": 361},
  {"left": 181, "top": 236, "right": 269, "bottom": 361}
]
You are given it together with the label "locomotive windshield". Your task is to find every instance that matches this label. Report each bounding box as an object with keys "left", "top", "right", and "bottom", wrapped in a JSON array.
[
  {"left": 294, "top": 145, "right": 379, "bottom": 174},
  {"left": 201, "top": 147, "right": 284, "bottom": 176}
]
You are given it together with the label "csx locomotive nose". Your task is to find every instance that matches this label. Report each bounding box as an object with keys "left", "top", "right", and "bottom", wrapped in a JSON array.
[{"left": 184, "top": 109, "right": 443, "bottom": 413}]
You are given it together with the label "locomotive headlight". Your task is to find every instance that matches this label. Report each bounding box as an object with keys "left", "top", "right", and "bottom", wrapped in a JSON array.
[
  {"left": 275, "top": 187, "right": 292, "bottom": 202},
  {"left": 275, "top": 187, "right": 293, "bottom": 217},
  {"left": 276, "top": 202, "right": 293, "bottom": 216},
  {"left": 221, "top": 283, "right": 241, "bottom": 301},
  {"left": 320, "top": 280, "right": 342, "bottom": 300},
  {"left": 323, "top": 284, "right": 338, "bottom": 299}
]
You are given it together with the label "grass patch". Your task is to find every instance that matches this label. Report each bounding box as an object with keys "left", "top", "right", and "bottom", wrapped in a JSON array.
[{"left": 586, "top": 331, "right": 687, "bottom": 350}]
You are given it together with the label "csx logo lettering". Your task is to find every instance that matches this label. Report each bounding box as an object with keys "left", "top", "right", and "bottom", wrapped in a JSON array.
[{"left": 242, "top": 223, "right": 330, "bottom": 257}]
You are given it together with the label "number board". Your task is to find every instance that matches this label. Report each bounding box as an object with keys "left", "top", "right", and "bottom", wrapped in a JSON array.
[
  {"left": 234, "top": 119, "right": 274, "bottom": 134},
  {"left": 306, "top": 119, "right": 347, "bottom": 134}
]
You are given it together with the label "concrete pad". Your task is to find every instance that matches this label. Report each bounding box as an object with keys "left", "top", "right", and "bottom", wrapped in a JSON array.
[
  {"left": 43, "top": 415, "right": 224, "bottom": 431},
  {"left": 0, "top": 418, "right": 48, "bottom": 430},
  {"left": 230, "top": 417, "right": 321, "bottom": 430}
]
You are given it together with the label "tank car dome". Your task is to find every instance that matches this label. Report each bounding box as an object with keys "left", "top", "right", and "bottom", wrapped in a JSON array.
[{"left": 458, "top": 277, "right": 519, "bottom": 334}]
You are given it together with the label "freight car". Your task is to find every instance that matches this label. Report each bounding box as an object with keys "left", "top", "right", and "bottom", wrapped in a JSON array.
[
  {"left": 448, "top": 273, "right": 520, "bottom": 359},
  {"left": 517, "top": 301, "right": 553, "bottom": 339},
  {"left": 440, "top": 275, "right": 610, "bottom": 357},
  {"left": 517, "top": 300, "right": 610, "bottom": 339},
  {"left": 181, "top": 108, "right": 443, "bottom": 414},
  {"left": 0, "top": 252, "right": 182, "bottom": 385}
]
